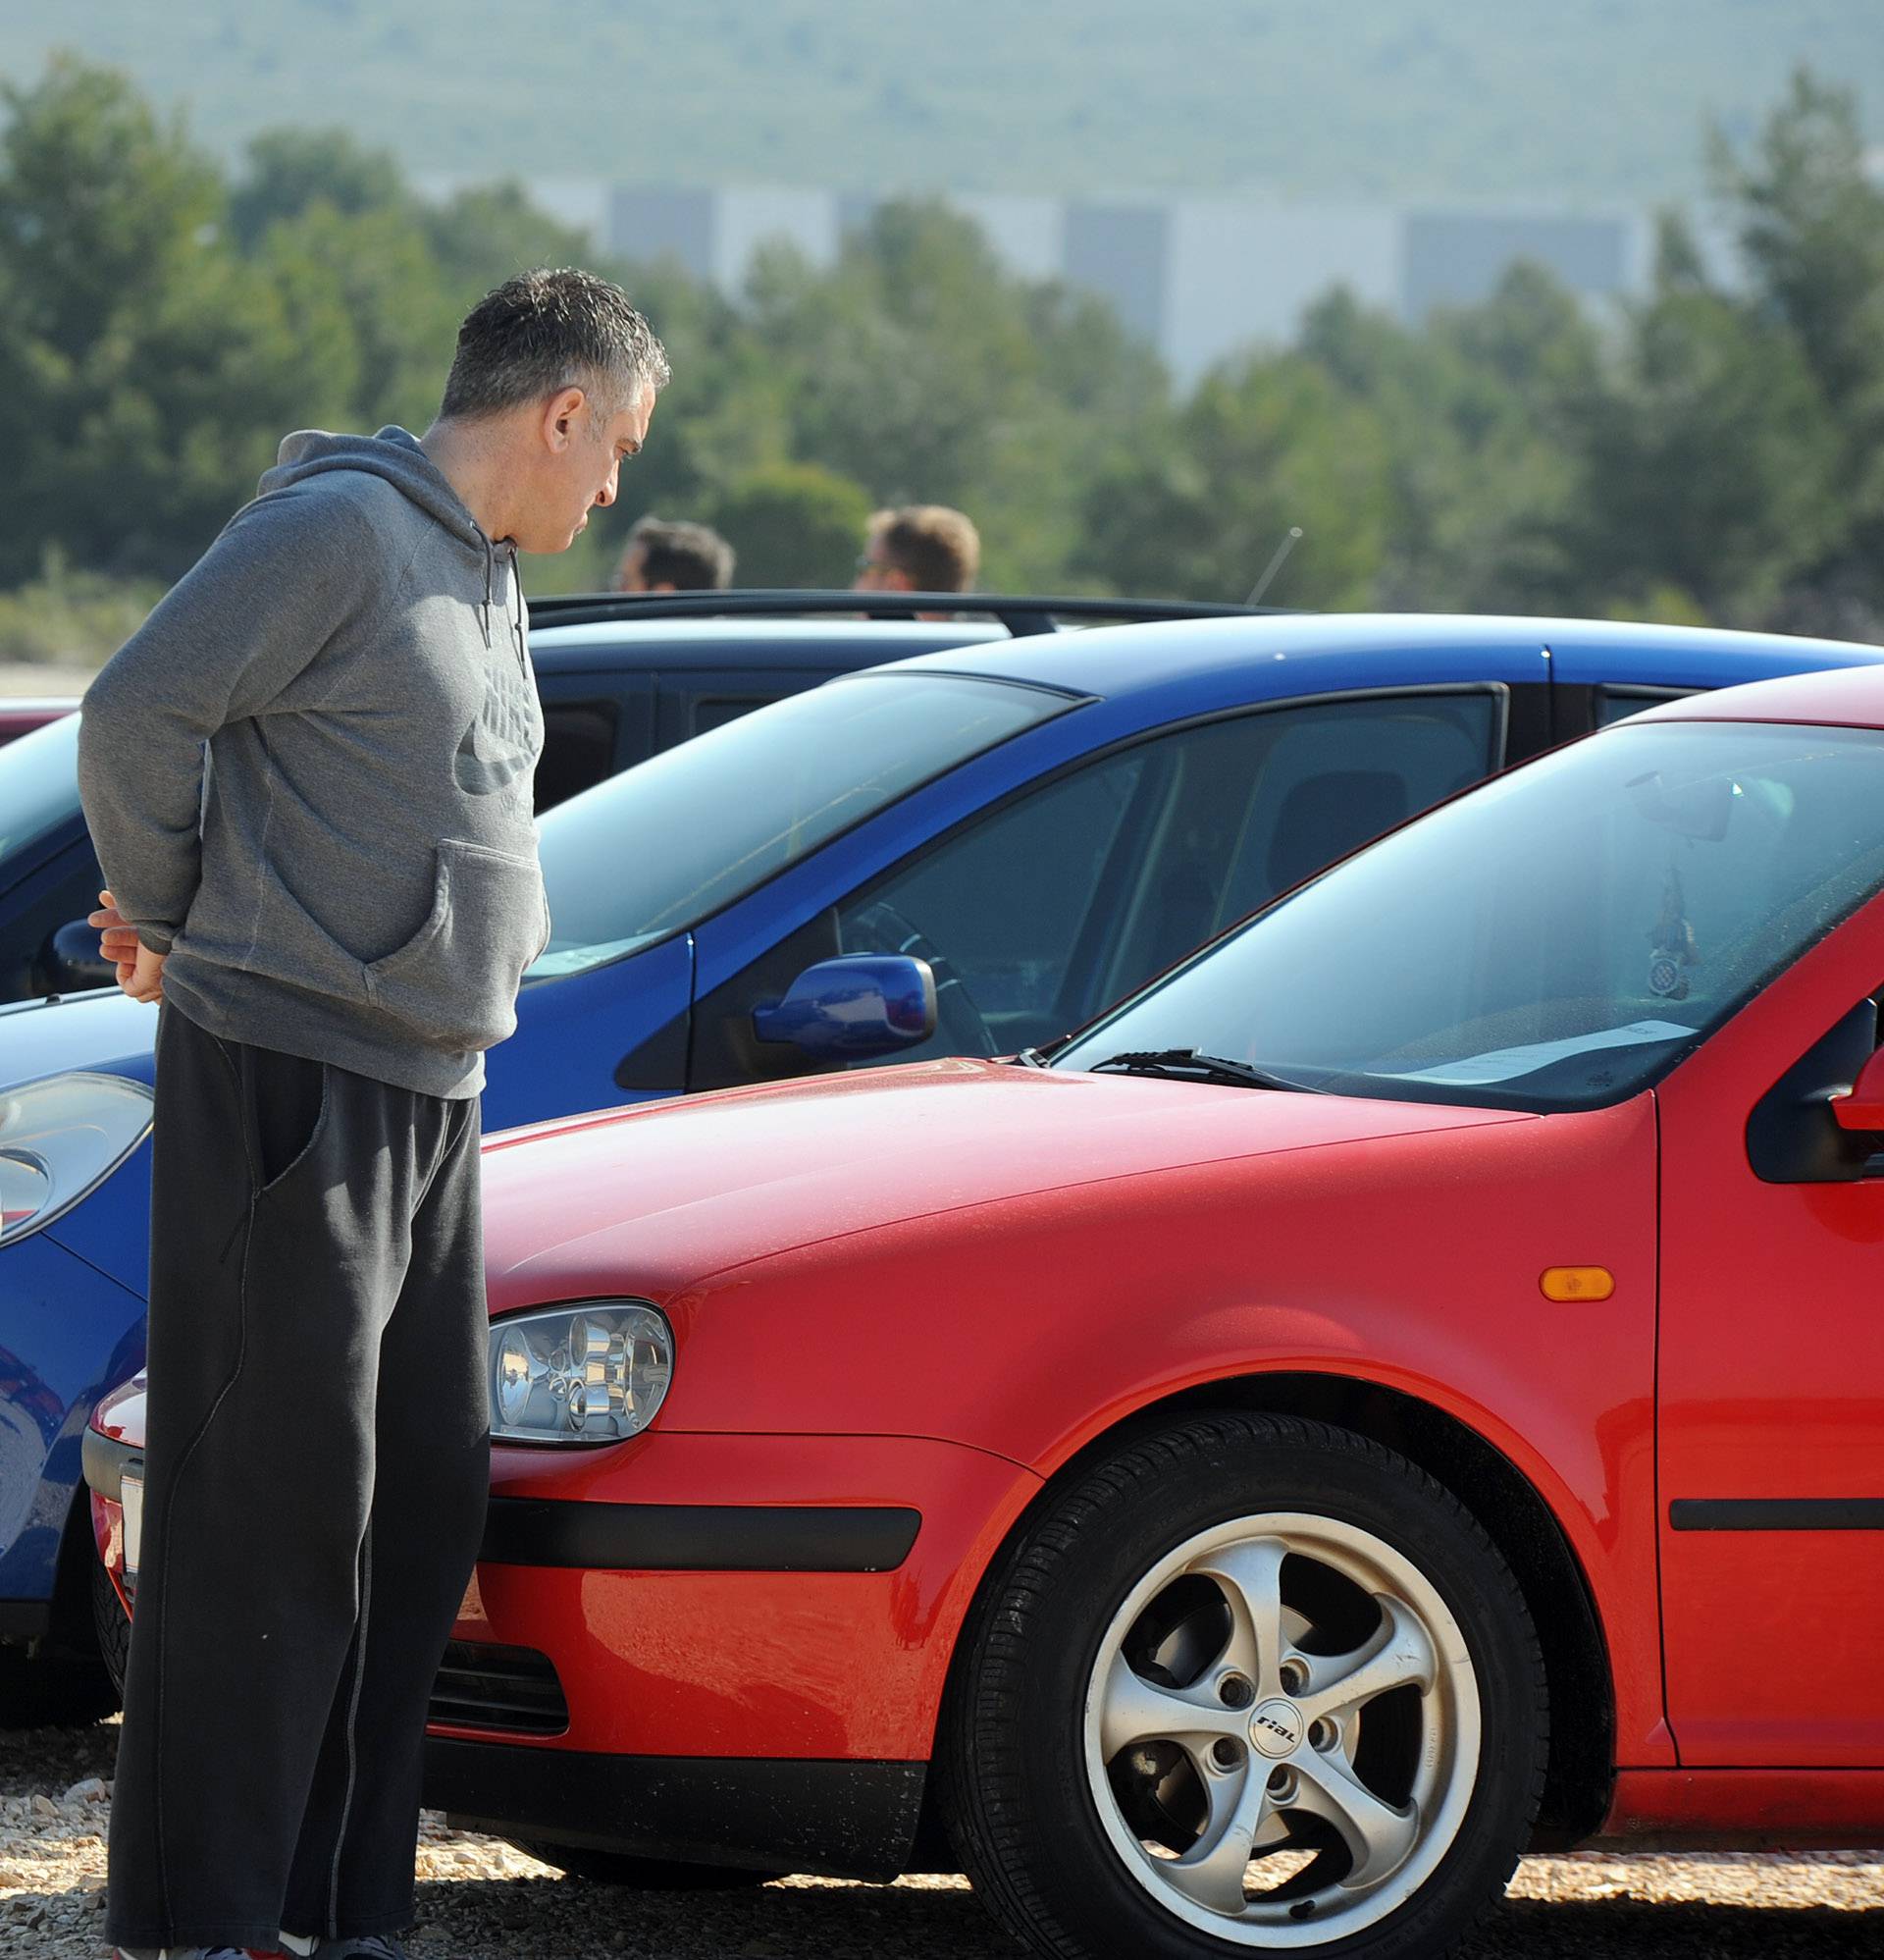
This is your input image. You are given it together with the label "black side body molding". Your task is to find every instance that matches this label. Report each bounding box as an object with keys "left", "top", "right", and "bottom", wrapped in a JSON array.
[
  {"left": 479, "top": 1497, "right": 921, "bottom": 1572},
  {"left": 1671, "top": 1499, "right": 1884, "bottom": 1531}
]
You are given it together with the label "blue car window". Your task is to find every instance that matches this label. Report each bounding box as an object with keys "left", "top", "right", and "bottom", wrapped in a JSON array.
[
  {"left": 1105, "top": 691, "right": 1499, "bottom": 995},
  {"left": 0, "top": 713, "right": 81, "bottom": 860},
  {"left": 1058, "top": 721, "right": 1884, "bottom": 1113},
  {"left": 530, "top": 673, "right": 1073, "bottom": 977},
  {"left": 840, "top": 748, "right": 1156, "bottom": 1058},
  {"left": 828, "top": 691, "right": 1500, "bottom": 1065}
]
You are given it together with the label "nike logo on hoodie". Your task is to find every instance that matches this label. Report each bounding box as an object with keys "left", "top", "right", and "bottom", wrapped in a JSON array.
[{"left": 456, "top": 655, "right": 541, "bottom": 796}]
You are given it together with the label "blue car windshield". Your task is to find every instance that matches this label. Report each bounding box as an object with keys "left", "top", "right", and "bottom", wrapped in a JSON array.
[
  {"left": 1055, "top": 721, "right": 1884, "bottom": 1112},
  {"left": 0, "top": 713, "right": 81, "bottom": 861},
  {"left": 532, "top": 672, "right": 1074, "bottom": 976}
]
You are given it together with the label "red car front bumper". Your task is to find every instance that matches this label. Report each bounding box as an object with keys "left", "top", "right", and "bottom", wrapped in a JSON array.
[{"left": 89, "top": 1420, "right": 1039, "bottom": 1877}]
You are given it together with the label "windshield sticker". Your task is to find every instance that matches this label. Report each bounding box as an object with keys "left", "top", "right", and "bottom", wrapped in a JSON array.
[{"left": 1379, "top": 1019, "right": 1696, "bottom": 1086}]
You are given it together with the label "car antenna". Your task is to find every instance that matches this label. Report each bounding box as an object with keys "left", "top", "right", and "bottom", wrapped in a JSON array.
[{"left": 1245, "top": 526, "right": 1303, "bottom": 606}]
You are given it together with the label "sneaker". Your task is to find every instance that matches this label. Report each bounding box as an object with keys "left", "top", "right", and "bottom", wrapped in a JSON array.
[
  {"left": 114, "top": 1949, "right": 286, "bottom": 1959},
  {"left": 303, "top": 1940, "right": 408, "bottom": 1960}
]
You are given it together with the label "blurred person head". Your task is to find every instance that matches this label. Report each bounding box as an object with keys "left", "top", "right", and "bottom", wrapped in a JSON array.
[
  {"left": 854, "top": 505, "right": 981, "bottom": 595},
  {"left": 615, "top": 516, "right": 736, "bottom": 592},
  {"left": 427, "top": 268, "right": 671, "bottom": 555}
]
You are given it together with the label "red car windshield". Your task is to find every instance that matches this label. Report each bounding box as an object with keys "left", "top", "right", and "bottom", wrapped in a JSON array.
[{"left": 1057, "top": 721, "right": 1884, "bottom": 1112}]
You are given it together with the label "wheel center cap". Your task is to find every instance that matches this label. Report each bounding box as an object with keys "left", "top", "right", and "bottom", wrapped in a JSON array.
[{"left": 1248, "top": 1698, "right": 1303, "bottom": 1759}]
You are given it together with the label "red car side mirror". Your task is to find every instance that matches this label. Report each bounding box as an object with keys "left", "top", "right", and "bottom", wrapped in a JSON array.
[{"left": 1831, "top": 1046, "right": 1884, "bottom": 1131}]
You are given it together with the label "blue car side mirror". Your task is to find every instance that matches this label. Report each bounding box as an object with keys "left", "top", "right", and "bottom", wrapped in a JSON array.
[
  {"left": 46, "top": 918, "right": 117, "bottom": 995},
  {"left": 753, "top": 955, "right": 938, "bottom": 1059}
]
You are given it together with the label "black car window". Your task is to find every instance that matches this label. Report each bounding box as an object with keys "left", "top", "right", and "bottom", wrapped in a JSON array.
[
  {"left": 692, "top": 696, "right": 770, "bottom": 736},
  {"left": 535, "top": 701, "right": 620, "bottom": 813},
  {"left": 1596, "top": 685, "right": 1694, "bottom": 727}
]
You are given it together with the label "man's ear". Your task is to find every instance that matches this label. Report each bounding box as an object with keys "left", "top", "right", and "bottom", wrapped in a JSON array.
[
  {"left": 885, "top": 565, "right": 916, "bottom": 593},
  {"left": 541, "top": 387, "right": 588, "bottom": 451}
]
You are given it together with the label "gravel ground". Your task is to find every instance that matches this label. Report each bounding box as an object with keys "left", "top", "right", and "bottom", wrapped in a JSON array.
[{"left": 2, "top": 1717, "right": 1879, "bottom": 1958}]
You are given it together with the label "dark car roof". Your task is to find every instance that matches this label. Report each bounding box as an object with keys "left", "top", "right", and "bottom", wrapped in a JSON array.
[{"left": 529, "top": 617, "right": 1008, "bottom": 676}]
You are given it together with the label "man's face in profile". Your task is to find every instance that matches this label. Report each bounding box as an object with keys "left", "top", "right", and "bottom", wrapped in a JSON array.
[{"left": 615, "top": 544, "right": 653, "bottom": 592}]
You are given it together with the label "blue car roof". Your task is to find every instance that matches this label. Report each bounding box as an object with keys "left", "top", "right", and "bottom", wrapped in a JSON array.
[{"left": 872, "top": 611, "right": 1884, "bottom": 709}]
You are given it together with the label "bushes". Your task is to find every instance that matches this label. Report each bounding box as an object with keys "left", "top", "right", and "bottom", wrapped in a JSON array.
[{"left": 0, "top": 563, "right": 166, "bottom": 671}]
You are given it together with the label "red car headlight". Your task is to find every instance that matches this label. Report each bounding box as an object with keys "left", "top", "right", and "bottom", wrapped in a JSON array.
[{"left": 489, "top": 1299, "right": 673, "bottom": 1445}]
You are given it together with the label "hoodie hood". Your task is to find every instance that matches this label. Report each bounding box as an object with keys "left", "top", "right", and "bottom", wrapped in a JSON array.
[
  {"left": 264, "top": 426, "right": 521, "bottom": 657},
  {"left": 265, "top": 425, "right": 483, "bottom": 547}
]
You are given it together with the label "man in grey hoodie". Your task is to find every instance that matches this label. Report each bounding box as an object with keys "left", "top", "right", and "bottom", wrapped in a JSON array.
[{"left": 78, "top": 268, "right": 667, "bottom": 1960}]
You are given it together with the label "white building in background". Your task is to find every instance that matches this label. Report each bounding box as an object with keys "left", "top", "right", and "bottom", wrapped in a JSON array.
[{"left": 422, "top": 175, "right": 1654, "bottom": 388}]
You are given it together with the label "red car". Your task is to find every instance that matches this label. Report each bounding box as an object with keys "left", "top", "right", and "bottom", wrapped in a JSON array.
[
  {"left": 90, "top": 664, "right": 1884, "bottom": 1960},
  {"left": 0, "top": 697, "right": 78, "bottom": 744}
]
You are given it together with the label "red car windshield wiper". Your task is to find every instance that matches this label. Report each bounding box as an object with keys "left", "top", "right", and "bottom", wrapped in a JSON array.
[{"left": 1085, "top": 1048, "right": 1323, "bottom": 1093}]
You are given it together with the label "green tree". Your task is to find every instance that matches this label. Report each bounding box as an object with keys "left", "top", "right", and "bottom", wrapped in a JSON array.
[
  {"left": 0, "top": 57, "right": 347, "bottom": 581},
  {"left": 1711, "top": 69, "right": 1884, "bottom": 613},
  {"left": 1718, "top": 72, "right": 1884, "bottom": 423},
  {"left": 1564, "top": 215, "right": 1842, "bottom": 621},
  {"left": 0, "top": 53, "right": 218, "bottom": 364},
  {"left": 1076, "top": 352, "right": 1390, "bottom": 606},
  {"left": 48, "top": 249, "right": 346, "bottom": 577},
  {"left": 704, "top": 461, "right": 873, "bottom": 587},
  {"left": 1298, "top": 270, "right": 1596, "bottom": 613},
  {"left": 745, "top": 200, "right": 1169, "bottom": 589},
  {"left": 229, "top": 127, "right": 408, "bottom": 249},
  {"left": 256, "top": 201, "right": 458, "bottom": 432},
  {"left": 423, "top": 182, "right": 596, "bottom": 304}
]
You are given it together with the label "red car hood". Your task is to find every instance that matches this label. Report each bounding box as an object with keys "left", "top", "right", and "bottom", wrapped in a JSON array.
[{"left": 482, "top": 1058, "right": 1527, "bottom": 1308}]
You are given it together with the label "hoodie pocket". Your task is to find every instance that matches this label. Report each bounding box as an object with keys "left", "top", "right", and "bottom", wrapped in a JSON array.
[{"left": 364, "top": 838, "right": 547, "bottom": 1053}]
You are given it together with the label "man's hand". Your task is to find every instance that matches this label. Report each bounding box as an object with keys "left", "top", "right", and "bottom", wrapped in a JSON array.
[{"left": 89, "top": 889, "right": 166, "bottom": 1003}]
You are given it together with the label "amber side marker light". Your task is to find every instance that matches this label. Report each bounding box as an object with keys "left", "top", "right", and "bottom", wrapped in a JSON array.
[{"left": 1540, "top": 1266, "right": 1615, "bottom": 1302}]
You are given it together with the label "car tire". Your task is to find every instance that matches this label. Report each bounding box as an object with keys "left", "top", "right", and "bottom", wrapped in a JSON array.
[
  {"left": 0, "top": 1641, "right": 117, "bottom": 1729},
  {"left": 941, "top": 1411, "right": 1546, "bottom": 1959},
  {"left": 510, "top": 1841, "right": 783, "bottom": 1889},
  {"left": 91, "top": 1545, "right": 131, "bottom": 1703}
]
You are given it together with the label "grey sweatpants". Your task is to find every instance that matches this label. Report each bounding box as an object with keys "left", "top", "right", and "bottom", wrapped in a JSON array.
[{"left": 107, "top": 1001, "right": 489, "bottom": 1951}]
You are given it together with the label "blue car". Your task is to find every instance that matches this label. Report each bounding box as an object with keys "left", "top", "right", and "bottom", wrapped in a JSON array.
[{"left": 4, "top": 609, "right": 1879, "bottom": 1722}]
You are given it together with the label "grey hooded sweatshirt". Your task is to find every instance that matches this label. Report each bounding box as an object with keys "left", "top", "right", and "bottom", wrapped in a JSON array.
[{"left": 78, "top": 427, "right": 549, "bottom": 1100}]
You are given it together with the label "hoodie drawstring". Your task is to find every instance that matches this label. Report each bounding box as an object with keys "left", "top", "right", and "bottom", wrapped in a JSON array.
[
  {"left": 477, "top": 534, "right": 525, "bottom": 672},
  {"left": 507, "top": 545, "right": 526, "bottom": 672}
]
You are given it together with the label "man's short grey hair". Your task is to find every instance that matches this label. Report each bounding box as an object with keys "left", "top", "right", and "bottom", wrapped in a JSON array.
[{"left": 439, "top": 267, "right": 671, "bottom": 422}]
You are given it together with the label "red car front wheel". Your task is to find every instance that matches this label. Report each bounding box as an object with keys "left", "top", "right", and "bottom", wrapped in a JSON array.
[{"left": 943, "top": 1412, "right": 1546, "bottom": 1959}]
